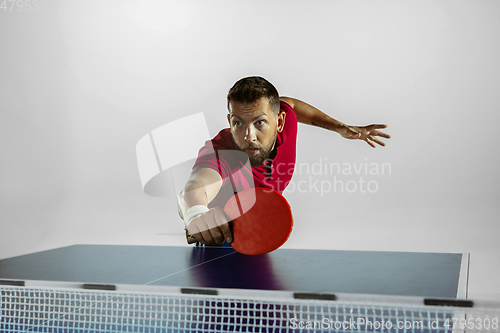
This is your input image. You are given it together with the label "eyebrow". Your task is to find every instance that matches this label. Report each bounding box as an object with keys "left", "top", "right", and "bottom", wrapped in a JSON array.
[{"left": 230, "top": 113, "right": 267, "bottom": 122}]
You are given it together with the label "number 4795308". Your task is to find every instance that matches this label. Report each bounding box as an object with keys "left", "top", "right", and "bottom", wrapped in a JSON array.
[{"left": 444, "top": 317, "right": 498, "bottom": 330}]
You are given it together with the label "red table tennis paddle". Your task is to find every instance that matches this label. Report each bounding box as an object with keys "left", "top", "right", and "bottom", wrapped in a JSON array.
[{"left": 186, "top": 188, "right": 293, "bottom": 255}]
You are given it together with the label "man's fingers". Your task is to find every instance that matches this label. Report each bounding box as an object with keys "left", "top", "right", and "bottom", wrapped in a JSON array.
[
  {"left": 371, "top": 137, "right": 385, "bottom": 146},
  {"left": 186, "top": 212, "right": 214, "bottom": 243},
  {"left": 209, "top": 226, "right": 225, "bottom": 244},
  {"left": 218, "top": 222, "right": 233, "bottom": 244},
  {"left": 202, "top": 210, "right": 224, "bottom": 243},
  {"left": 200, "top": 229, "right": 214, "bottom": 244},
  {"left": 365, "top": 138, "right": 376, "bottom": 148},
  {"left": 375, "top": 130, "right": 391, "bottom": 139},
  {"left": 213, "top": 208, "right": 232, "bottom": 243},
  {"left": 193, "top": 232, "right": 207, "bottom": 244},
  {"left": 187, "top": 207, "right": 232, "bottom": 244},
  {"left": 366, "top": 125, "right": 390, "bottom": 138},
  {"left": 186, "top": 221, "right": 201, "bottom": 237}
]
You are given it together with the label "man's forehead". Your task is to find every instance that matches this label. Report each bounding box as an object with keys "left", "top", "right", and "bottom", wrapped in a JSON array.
[{"left": 228, "top": 98, "right": 272, "bottom": 115}]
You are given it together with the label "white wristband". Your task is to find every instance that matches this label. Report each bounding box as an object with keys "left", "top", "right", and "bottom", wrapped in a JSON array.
[{"left": 184, "top": 205, "right": 209, "bottom": 227}]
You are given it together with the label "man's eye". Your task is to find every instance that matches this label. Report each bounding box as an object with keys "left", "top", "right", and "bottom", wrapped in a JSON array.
[
  {"left": 234, "top": 121, "right": 242, "bottom": 126},
  {"left": 256, "top": 120, "right": 265, "bottom": 126}
]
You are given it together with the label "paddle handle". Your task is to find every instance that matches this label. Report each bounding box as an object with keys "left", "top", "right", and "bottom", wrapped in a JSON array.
[{"left": 186, "top": 230, "right": 198, "bottom": 244}]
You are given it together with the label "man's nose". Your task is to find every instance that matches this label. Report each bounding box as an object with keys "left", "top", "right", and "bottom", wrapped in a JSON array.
[{"left": 244, "top": 126, "right": 257, "bottom": 142}]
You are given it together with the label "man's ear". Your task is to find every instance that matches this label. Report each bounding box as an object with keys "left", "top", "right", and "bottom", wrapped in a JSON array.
[
  {"left": 277, "top": 111, "right": 286, "bottom": 133},
  {"left": 227, "top": 114, "right": 231, "bottom": 126}
]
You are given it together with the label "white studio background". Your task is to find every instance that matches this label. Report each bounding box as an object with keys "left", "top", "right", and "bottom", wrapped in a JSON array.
[{"left": 1, "top": 0, "right": 499, "bottom": 300}]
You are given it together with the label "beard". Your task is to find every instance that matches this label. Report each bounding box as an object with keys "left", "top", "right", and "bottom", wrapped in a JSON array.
[{"left": 234, "top": 129, "right": 277, "bottom": 167}]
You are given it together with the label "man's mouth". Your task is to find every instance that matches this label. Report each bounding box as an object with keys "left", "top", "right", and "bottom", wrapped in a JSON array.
[{"left": 245, "top": 148, "right": 260, "bottom": 154}]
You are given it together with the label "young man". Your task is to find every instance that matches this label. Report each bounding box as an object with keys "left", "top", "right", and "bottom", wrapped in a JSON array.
[{"left": 178, "top": 76, "right": 390, "bottom": 245}]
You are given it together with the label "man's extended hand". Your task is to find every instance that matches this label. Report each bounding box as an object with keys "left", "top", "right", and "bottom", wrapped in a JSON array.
[
  {"left": 338, "top": 124, "right": 390, "bottom": 148},
  {"left": 186, "top": 207, "right": 233, "bottom": 245}
]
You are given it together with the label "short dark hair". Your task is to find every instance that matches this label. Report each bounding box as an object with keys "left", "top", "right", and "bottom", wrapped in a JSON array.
[{"left": 227, "top": 76, "right": 280, "bottom": 115}]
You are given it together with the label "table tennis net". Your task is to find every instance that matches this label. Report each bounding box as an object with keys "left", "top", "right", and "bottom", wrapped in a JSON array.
[{"left": 1, "top": 285, "right": 499, "bottom": 333}]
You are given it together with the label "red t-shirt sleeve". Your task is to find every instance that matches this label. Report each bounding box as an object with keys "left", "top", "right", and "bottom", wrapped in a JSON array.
[{"left": 192, "top": 131, "right": 233, "bottom": 188}]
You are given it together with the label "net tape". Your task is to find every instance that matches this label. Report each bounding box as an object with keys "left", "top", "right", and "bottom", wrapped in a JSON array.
[{"left": 1, "top": 286, "right": 499, "bottom": 333}]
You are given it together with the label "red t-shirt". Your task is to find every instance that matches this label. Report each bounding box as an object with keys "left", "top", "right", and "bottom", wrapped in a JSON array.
[{"left": 192, "top": 101, "right": 298, "bottom": 208}]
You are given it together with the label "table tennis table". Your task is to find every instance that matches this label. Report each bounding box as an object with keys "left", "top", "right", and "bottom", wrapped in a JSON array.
[{"left": 0, "top": 245, "right": 497, "bottom": 332}]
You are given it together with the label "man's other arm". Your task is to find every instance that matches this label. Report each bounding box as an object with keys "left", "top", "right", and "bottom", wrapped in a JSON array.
[{"left": 279, "top": 97, "right": 390, "bottom": 148}]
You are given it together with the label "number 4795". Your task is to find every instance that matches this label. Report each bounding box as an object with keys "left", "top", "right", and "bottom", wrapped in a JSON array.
[{"left": 1, "top": 0, "right": 46, "bottom": 11}]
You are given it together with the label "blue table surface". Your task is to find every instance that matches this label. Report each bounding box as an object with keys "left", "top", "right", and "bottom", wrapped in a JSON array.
[{"left": 0, "top": 245, "right": 463, "bottom": 298}]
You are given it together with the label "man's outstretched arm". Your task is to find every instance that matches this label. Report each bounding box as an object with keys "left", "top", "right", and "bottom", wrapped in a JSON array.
[
  {"left": 279, "top": 97, "right": 390, "bottom": 148},
  {"left": 177, "top": 167, "right": 232, "bottom": 244}
]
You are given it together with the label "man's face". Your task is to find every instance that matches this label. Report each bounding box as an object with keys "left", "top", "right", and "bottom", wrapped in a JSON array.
[{"left": 227, "top": 98, "right": 285, "bottom": 167}]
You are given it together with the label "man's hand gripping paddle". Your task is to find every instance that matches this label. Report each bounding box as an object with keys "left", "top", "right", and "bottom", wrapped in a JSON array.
[{"left": 186, "top": 188, "right": 293, "bottom": 255}]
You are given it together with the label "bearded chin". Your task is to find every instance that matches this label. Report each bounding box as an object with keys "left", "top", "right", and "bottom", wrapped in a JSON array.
[
  {"left": 235, "top": 131, "right": 277, "bottom": 167},
  {"left": 249, "top": 150, "right": 268, "bottom": 167},
  {"left": 250, "top": 138, "right": 277, "bottom": 167}
]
